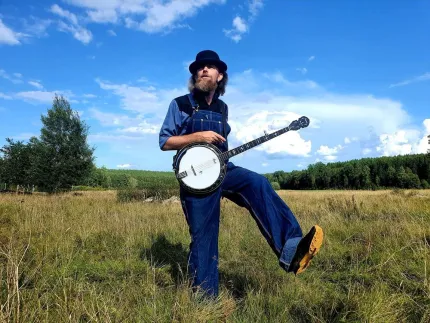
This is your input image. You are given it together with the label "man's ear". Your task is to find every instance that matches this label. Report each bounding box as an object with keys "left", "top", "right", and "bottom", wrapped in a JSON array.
[{"left": 217, "top": 73, "right": 224, "bottom": 83}]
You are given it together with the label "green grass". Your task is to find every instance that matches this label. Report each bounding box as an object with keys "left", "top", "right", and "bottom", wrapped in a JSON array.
[{"left": 1, "top": 189, "right": 429, "bottom": 322}]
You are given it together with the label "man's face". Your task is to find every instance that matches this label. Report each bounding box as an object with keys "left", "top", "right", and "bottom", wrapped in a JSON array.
[{"left": 195, "top": 64, "right": 224, "bottom": 93}]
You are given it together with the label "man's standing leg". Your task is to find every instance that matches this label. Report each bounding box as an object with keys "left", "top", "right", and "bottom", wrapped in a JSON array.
[
  {"left": 221, "top": 163, "right": 323, "bottom": 273},
  {"left": 180, "top": 188, "right": 222, "bottom": 297}
]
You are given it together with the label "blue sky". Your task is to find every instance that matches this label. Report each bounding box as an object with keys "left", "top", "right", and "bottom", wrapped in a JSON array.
[{"left": 0, "top": 0, "right": 429, "bottom": 173}]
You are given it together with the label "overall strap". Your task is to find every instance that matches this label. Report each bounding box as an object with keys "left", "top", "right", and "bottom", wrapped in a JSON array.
[
  {"left": 187, "top": 93, "right": 199, "bottom": 111},
  {"left": 222, "top": 103, "right": 227, "bottom": 139}
]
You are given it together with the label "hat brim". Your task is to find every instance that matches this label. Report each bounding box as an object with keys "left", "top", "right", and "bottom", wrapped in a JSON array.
[{"left": 189, "top": 59, "right": 227, "bottom": 74}]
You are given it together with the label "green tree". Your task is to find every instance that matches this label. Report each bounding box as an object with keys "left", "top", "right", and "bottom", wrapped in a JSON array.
[
  {"left": 0, "top": 138, "right": 34, "bottom": 187},
  {"left": 32, "top": 95, "right": 95, "bottom": 192},
  {"left": 270, "top": 181, "right": 280, "bottom": 190},
  {"left": 0, "top": 156, "right": 4, "bottom": 186}
]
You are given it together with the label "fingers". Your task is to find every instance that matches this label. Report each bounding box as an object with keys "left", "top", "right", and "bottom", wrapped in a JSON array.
[
  {"left": 199, "top": 131, "right": 226, "bottom": 144},
  {"left": 214, "top": 133, "right": 226, "bottom": 142}
]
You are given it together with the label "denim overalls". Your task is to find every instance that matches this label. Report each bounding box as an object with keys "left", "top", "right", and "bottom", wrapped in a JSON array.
[{"left": 179, "top": 94, "right": 303, "bottom": 297}]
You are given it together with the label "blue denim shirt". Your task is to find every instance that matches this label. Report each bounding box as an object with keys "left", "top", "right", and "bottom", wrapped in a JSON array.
[{"left": 159, "top": 99, "right": 191, "bottom": 150}]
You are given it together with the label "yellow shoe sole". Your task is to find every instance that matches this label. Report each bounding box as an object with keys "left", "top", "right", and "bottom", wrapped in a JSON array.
[{"left": 295, "top": 225, "right": 324, "bottom": 275}]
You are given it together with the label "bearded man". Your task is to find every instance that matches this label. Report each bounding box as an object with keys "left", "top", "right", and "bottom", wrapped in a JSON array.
[{"left": 159, "top": 50, "right": 324, "bottom": 298}]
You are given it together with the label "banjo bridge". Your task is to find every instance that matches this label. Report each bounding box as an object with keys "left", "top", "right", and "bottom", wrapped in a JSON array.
[{"left": 191, "top": 165, "right": 197, "bottom": 176}]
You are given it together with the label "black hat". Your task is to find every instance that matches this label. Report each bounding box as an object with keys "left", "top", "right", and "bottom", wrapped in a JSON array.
[{"left": 189, "top": 50, "right": 227, "bottom": 74}]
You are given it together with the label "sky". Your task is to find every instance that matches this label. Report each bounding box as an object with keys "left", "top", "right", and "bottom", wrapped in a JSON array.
[{"left": 0, "top": 0, "right": 429, "bottom": 173}]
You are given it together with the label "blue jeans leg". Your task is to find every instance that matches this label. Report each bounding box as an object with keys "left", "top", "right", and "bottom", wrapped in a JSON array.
[
  {"left": 221, "top": 163, "right": 303, "bottom": 271},
  {"left": 180, "top": 187, "right": 222, "bottom": 297}
]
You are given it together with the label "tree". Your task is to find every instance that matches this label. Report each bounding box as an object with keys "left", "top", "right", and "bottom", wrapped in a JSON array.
[
  {"left": 32, "top": 95, "right": 95, "bottom": 192},
  {"left": 0, "top": 138, "right": 33, "bottom": 187},
  {"left": 0, "top": 155, "right": 4, "bottom": 187}
]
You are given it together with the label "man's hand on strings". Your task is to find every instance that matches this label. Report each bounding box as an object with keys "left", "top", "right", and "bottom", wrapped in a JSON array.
[{"left": 194, "top": 131, "right": 226, "bottom": 144}]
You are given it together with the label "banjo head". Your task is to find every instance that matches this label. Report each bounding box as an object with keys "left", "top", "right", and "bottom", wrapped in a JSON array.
[{"left": 174, "top": 143, "right": 226, "bottom": 194}]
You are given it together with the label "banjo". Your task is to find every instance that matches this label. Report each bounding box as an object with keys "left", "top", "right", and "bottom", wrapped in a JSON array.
[{"left": 173, "top": 116, "right": 310, "bottom": 194}]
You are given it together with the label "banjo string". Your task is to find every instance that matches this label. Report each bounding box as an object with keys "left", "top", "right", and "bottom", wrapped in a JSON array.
[{"left": 186, "top": 157, "right": 218, "bottom": 175}]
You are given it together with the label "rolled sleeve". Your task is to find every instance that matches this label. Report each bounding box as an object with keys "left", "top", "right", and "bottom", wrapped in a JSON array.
[{"left": 159, "top": 99, "right": 182, "bottom": 150}]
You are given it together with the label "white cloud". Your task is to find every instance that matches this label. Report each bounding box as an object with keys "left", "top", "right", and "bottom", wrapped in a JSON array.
[
  {"left": 13, "top": 73, "right": 23, "bottom": 78},
  {"left": 376, "top": 119, "right": 430, "bottom": 156},
  {"left": 424, "top": 119, "right": 430, "bottom": 133},
  {"left": 14, "top": 132, "right": 39, "bottom": 140},
  {"left": 57, "top": 21, "right": 92, "bottom": 44},
  {"left": 0, "top": 92, "right": 12, "bottom": 100},
  {"left": 107, "top": 29, "right": 117, "bottom": 36},
  {"left": 50, "top": 4, "right": 79, "bottom": 25},
  {"left": 223, "top": 0, "right": 264, "bottom": 42},
  {"left": 89, "top": 108, "right": 136, "bottom": 127},
  {"left": 15, "top": 90, "right": 74, "bottom": 103},
  {"left": 0, "top": 19, "right": 25, "bottom": 45},
  {"left": 83, "top": 93, "right": 97, "bottom": 98},
  {"left": 362, "top": 148, "right": 372, "bottom": 155},
  {"left": 89, "top": 108, "right": 159, "bottom": 134},
  {"left": 50, "top": 4, "right": 93, "bottom": 44},
  {"left": 308, "top": 56, "right": 315, "bottom": 61},
  {"left": 0, "top": 69, "right": 24, "bottom": 84},
  {"left": 117, "top": 163, "right": 132, "bottom": 169},
  {"left": 182, "top": 60, "right": 194, "bottom": 72},
  {"left": 64, "top": 0, "right": 225, "bottom": 34},
  {"left": 89, "top": 133, "right": 145, "bottom": 143},
  {"left": 296, "top": 67, "right": 308, "bottom": 75},
  {"left": 317, "top": 144, "right": 343, "bottom": 156},
  {"left": 21, "top": 16, "right": 52, "bottom": 38},
  {"left": 344, "top": 136, "right": 358, "bottom": 144},
  {"left": 88, "top": 9, "right": 119, "bottom": 23},
  {"left": 95, "top": 79, "right": 159, "bottom": 113},
  {"left": 233, "top": 16, "right": 248, "bottom": 32},
  {"left": 249, "top": 0, "right": 264, "bottom": 20},
  {"left": 262, "top": 162, "right": 269, "bottom": 167},
  {"left": 263, "top": 71, "right": 319, "bottom": 90},
  {"left": 28, "top": 81, "right": 44, "bottom": 89},
  {"left": 232, "top": 110, "right": 312, "bottom": 157},
  {"left": 15, "top": 91, "right": 57, "bottom": 103},
  {"left": 223, "top": 16, "right": 248, "bottom": 42},
  {"left": 118, "top": 123, "right": 159, "bottom": 134},
  {"left": 389, "top": 72, "right": 430, "bottom": 88},
  {"left": 324, "top": 155, "right": 337, "bottom": 161},
  {"left": 316, "top": 144, "right": 343, "bottom": 161}
]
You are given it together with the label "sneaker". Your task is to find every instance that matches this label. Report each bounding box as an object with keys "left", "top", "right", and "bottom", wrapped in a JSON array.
[{"left": 288, "top": 225, "right": 324, "bottom": 275}]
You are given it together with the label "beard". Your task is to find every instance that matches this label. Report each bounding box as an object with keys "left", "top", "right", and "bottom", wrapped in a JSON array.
[{"left": 194, "top": 76, "right": 218, "bottom": 93}]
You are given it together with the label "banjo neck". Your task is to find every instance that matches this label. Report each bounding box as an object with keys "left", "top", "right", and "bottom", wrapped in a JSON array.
[{"left": 220, "top": 125, "right": 292, "bottom": 161}]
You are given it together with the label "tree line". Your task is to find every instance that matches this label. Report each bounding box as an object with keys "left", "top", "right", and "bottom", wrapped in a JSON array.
[{"left": 265, "top": 153, "right": 430, "bottom": 190}]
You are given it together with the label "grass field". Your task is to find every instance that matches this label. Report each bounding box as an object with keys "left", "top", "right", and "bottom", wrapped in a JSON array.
[{"left": 1, "top": 189, "right": 429, "bottom": 322}]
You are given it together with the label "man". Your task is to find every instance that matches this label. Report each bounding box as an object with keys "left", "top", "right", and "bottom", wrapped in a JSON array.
[{"left": 159, "top": 50, "right": 324, "bottom": 298}]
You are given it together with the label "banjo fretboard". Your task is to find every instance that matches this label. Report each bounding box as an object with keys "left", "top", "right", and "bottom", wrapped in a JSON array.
[{"left": 220, "top": 125, "right": 291, "bottom": 161}]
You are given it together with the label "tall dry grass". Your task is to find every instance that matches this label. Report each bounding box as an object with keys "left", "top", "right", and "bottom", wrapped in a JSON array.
[{"left": 0, "top": 189, "right": 429, "bottom": 322}]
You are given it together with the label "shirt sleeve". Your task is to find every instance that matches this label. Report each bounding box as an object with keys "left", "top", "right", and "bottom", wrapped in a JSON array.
[{"left": 159, "top": 99, "right": 182, "bottom": 150}]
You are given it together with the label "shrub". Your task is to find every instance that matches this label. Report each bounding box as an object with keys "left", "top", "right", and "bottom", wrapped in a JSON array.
[{"left": 270, "top": 181, "right": 281, "bottom": 190}]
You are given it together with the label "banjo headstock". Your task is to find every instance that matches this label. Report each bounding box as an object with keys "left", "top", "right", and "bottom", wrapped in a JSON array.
[{"left": 288, "top": 116, "right": 310, "bottom": 131}]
